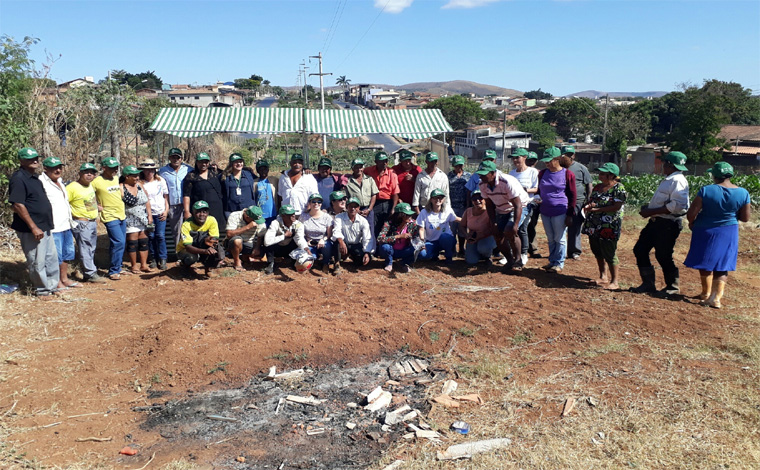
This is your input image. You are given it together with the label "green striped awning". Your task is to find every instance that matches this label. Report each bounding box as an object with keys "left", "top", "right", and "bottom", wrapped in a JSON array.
[{"left": 150, "top": 107, "right": 452, "bottom": 139}]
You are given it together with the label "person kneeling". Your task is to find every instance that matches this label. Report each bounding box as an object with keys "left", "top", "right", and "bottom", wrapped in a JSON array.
[
  {"left": 177, "top": 200, "right": 225, "bottom": 277},
  {"left": 459, "top": 190, "right": 497, "bottom": 267},
  {"left": 263, "top": 205, "right": 308, "bottom": 274},
  {"left": 333, "top": 197, "right": 372, "bottom": 274},
  {"left": 225, "top": 205, "right": 266, "bottom": 271},
  {"left": 377, "top": 202, "right": 423, "bottom": 273}
]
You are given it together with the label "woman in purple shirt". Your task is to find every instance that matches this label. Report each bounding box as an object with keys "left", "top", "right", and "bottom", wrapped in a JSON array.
[{"left": 536, "top": 147, "right": 577, "bottom": 273}]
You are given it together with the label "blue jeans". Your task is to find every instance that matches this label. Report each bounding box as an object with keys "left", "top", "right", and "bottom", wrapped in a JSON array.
[
  {"left": 308, "top": 239, "right": 333, "bottom": 264},
  {"left": 517, "top": 204, "right": 533, "bottom": 256},
  {"left": 418, "top": 233, "right": 456, "bottom": 262},
  {"left": 465, "top": 236, "right": 497, "bottom": 265},
  {"left": 541, "top": 213, "right": 567, "bottom": 268},
  {"left": 104, "top": 219, "right": 127, "bottom": 275},
  {"left": 53, "top": 229, "right": 75, "bottom": 263},
  {"left": 148, "top": 218, "right": 168, "bottom": 261},
  {"left": 379, "top": 243, "right": 415, "bottom": 267}
]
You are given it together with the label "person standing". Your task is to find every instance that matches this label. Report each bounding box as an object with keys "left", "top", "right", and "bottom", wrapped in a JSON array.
[
  {"left": 525, "top": 151, "right": 542, "bottom": 258},
  {"left": 447, "top": 155, "right": 472, "bottom": 256},
  {"left": 631, "top": 151, "right": 690, "bottom": 295},
  {"left": 392, "top": 150, "right": 422, "bottom": 205},
  {"left": 536, "top": 147, "right": 577, "bottom": 274},
  {"left": 92, "top": 157, "right": 127, "bottom": 280},
  {"left": 158, "top": 147, "right": 193, "bottom": 252},
  {"left": 121, "top": 165, "right": 153, "bottom": 274},
  {"left": 561, "top": 146, "right": 592, "bottom": 260},
  {"left": 412, "top": 151, "right": 449, "bottom": 214},
  {"left": 344, "top": 158, "right": 379, "bottom": 252},
  {"left": 221, "top": 153, "right": 256, "bottom": 219},
  {"left": 508, "top": 148, "right": 539, "bottom": 267},
  {"left": 183, "top": 152, "right": 226, "bottom": 227},
  {"left": 314, "top": 157, "right": 346, "bottom": 210},
  {"left": 364, "top": 151, "right": 399, "bottom": 239},
  {"left": 139, "top": 159, "right": 169, "bottom": 270},
  {"left": 465, "top": 149, "right": 497, "bottom": 195},
  {"left": 40, "top": 156, "right": 78, "bottom": 289},
  {"left": 9, "top": 147, "right": 59, "bottom": 298},
  {"left": 277, "top": 154, "right": 319, "bottom": 215},
  {"left": 253, "top": 160, "right": 276, "bottom": 224},
  {"left": 684, "top": 162, "right": 751, "bottom": 308},
  {"left": 67, "top": 162, "right": 105, "bottom": 283}
]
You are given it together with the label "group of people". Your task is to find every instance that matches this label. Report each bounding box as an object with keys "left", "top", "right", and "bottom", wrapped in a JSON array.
[{"left": 8, "top": 144, "right": 752, "bottom": 307}]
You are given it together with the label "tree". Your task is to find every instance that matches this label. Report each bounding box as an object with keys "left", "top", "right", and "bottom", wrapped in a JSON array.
[
  {"left": 424, "top": 95, "right": 490, "bottom": 130},
  {"left": 543, "top": 97, "right": 600, "bottom": 139},
  {"left": 603, "top": 103, "right": 652, "bottom": 163},
  {"left": 107, "top": 70, "right": 163, "bottom": 90},
  {"left": 523, "top": 88, "right": 553, "bottom": 100},
  {"left": 336, "top": 75, "right": 351, "bottom": 99},
  {"left": 514, "top": 112, "right": 557, "bottom": 148}
]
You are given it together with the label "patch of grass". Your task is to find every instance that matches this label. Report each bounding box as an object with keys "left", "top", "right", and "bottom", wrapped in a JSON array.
[
  {"left": 429, "top": 331, "right": 440, "bottom": 343},
  {"left": 267, "top": 352, "right": 289, "bottom": 361},
  {"left": 511, "top": 331, "right": 533, "bottom": 345},
  {"left": 206, "top": 361, "right": 229, "bottom": 375},
  {"left": 457, "top": 327, "right": 477, "bottom": 337},
  {"left": 150, "top": 373, "right": 161, "bottom": 385},
  {"left": 292, "top": 350, "right": 309, "bottom": 362},
  {"left": 218, "top": 268, "right": 239, "bottom": 278},
  {"left": 455, "top": 351, "right": 512, "bottom": 382},
  {"left": 576, "top": 340, "right": 629, "bottom": 358},
  {"left": 162, "top": 459, "right": 201, "bottom": 470}
]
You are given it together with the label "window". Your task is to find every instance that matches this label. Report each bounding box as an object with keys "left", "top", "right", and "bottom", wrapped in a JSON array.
[
  {"left": 171, "top": 97, "right": 175, "bottom": 100},
  {"left": 179, "top": 97, "right": 185, "bottom": 100},
  {"left": 195, "top": 96, "right": 199, "bottom": 100}
]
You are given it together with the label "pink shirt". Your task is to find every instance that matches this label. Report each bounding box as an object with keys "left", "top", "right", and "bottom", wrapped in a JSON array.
[{"left": 479, "top": 170, "right": 530, "bottom": 214}]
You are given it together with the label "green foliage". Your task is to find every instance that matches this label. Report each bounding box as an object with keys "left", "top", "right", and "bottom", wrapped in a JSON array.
[
  {"left": 543, "top": 97, "right": 600, "bottom": 139},
  {"left": 515, "top": 111, "right": 557, "bottom": 148},
  {"left": 620, "top": 173, "right": 760, "bottom": 210},
  {"left": 524, "top": 88, "right": 553, "bottom": 100},
  {"left": 603, "top": 102, "right": 652, "bottom": 160},
  {"left": 234, "top": 74, "right": 264, "bottom": 90},
  {"left": 424, "top": 94, "right": 491, "bottom": 130},
  {"left": 107, "top": 69, "right": 163, "bottom": 90}
]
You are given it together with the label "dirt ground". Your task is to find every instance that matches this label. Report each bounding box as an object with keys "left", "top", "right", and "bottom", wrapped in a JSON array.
[{"left": 1, "top": 220, "right": 758, "bottom": 469}]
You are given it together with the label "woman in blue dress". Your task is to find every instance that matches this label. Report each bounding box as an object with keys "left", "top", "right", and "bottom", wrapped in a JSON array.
[{"left": 684, "top": 162, "right": 751, "bottom": 309}]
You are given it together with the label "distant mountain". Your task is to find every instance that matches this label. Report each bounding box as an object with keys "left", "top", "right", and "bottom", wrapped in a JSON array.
[
  {"left": 282, "top": 80, "right": 522, "bottom": 97},
  {"left": 566, "top": 90, "right": 669, "bottom": 99}
]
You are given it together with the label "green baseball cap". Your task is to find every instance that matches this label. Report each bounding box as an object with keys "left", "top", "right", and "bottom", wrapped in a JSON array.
[
  {"left": 196, "top": 152, "right": 210, "bottom": 162},
  {"left": 79, "top": 162, "right": 97, "bottom": 172},
  {"left": 42, "top": 156, "right": 64, "bottom": 168},
  {"left": 475, "top": 160, "right": 497, "bottom": 175},
  {"left": 18, "top": 147, "right": 39, "bottom": 160},
  {"left": 562, "top": 145, "right": 576, "bottom": 155},
  {"left": 540, "top": 147, "right": 562, "bottom": 162},
  {"left": 347, "top": 197, "right": 361, "bottom": 206},
  {"left": 527, "top": 151, "right": 538, "bottom": 161},
  {"left": 395, "top": 202, "right": 415, "bottom": 215},
  {"left": 168, "top": 147, "right": 183, "bottom": 157},
  {"left": 430, "top": 189, "right": 446, "bottom": 198},
  {"left": 597, "top": 162, "right": 620, "bottom": 176},
  {"left": 279, "top": 204, "right": 296, "bottom": 215},
  {"left": 123, "top": 165, "right": 140, "bottom": 176},
  {"left": 256, "top": 159, "right": 269, "bottom": 168},
  {"left": 471, "top": 189, "right": 483, "bottom": 199},
  {"left": 351, "top": 158, "right": 365, "bottom": 167},
  {"left": 399, "top": 150, "right": 414, "bottom": 161},
  {"left": 451, "top": 155, "right": 465, "bottom": 166},
  {"left": 308, "top": 193, "right": 323, "bottom": 202},
  {"left": 102, "top": 157, "right": 119, "bottom": 168},
  {"left": 229, "top": 153, "right": 243, "bottom": 163},
  {"left": 663, "top": 151, "right": 688, "bottom": 171},
  {"left": 318, "top": 157, "right": 332, "bottom": 168},
  {"left": 483, "top": 149, "right": 497, "bottom": 161},
  {"left": 244, "top": 205, "right": 265, "bottom": 224},
  {"left": 193, "top": 200, "right": 209, "bottom": 211},
  {"left": 510, "top": 148, "right": 530, "bottom": 158},
  {"left": 374, "top": 151, "right": 389, "bottom": 161},
  {"left": 711, "top": 161, "right": 734, "bottom": 178},
  {"left": 330, "top": 190, "right": 347, "bottom": 201},
  {"left": 425, "top": 152, "right": 439, "bottom": 162},
  {"left": 290, "top": 153, "right": 304, "bottom": 162}
]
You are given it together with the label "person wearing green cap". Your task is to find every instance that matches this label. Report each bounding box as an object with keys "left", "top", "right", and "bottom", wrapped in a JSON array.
[
  {"left": 525, "top": 151, "right": 542, "bottom": 257},
  {"left": 684, "top": 161, "right": 751, "bottom": 309},
  {"left": 377, "top": 202, "right": 424, "bottom": 273},
  {"left": 159, "top": 147, "right": 193, "bottom": 251},
  {"left": 277, "top": 153, "right": 319, "bottom": 216},
  {"left": 263, "top": 204, "right": 308, "bottom": 274},
  {"left": 561, "top": 145, "right": 593, "bottom": 261},
  {"left": 93, "top": 156, "right": 127, "bottom": 279},
  {"left": 345, "top": 158, "right": 379, "bottom": 252},
  {"left": 183, "top": 152, "right": 226, "bottom": 227},
  {"left": 464, "top": 149, "right": 497, "bottom": 198},
  {"left": 253, "top": 160, "right": 276, "bottom": 224},
  {"left": 631, "top": 151, "right": 690, "bottom": 295},
  {"left": 536, "top": 147, "right": 577, "bottom": 273},
  {"left": 177, "top": 200, "right": 224, "bottom": 277},
  {"left": 447, "top": 155, "right": 472, "bottom": 256},
  {"left": 40, "top": 156, "right": 79, "bottom": 289},
  {"left": 299, "top": 193, "right": 335, "bottom": 274},
  {"left": 221, "top": 153, "right": 256, "bottom": 219},
  {"left": 121, "top": 165, "right": 154, "bottom": 274},
  {"left": 225, "top": 205, "right": 267, "bottom": 271},
  {"left": 332, "top": 197, "right": 373, "bottom": 272},
  {"left": 508, "top": 148, "right": 540, "bottom": 266},
  {"left": 9, "top": 147, "right": 60, "bottom": 297},
  {"left": 139, "top": 159, "right": 169, "bottom": 270},
  {"left": 413, "top": 151, "right": 449, "bottom": 214},
  {"left": 315, "top": 157, "right": 346, "bottom": 211},
  {"left": 459, "top": 189, "right": 497, "bottom": 267},
  {"left": 392, "top": 149, "right": 422, "bottom": 205},
  {"left": 581, "top": 163, "right": 627, "bottom": 290},
  {"left": 67, "top": 163, "right": 105, "bottom": 283},
  {"left": 365, "top": 151, "right": 400, "bottom": 240}
]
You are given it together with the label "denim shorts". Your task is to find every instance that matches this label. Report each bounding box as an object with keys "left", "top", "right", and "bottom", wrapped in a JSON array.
[{"left": 53, "top": 229, "right": 76, "bottom": 263}]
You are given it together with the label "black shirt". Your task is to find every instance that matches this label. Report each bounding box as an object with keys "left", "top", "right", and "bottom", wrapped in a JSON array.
[
  {"left": 182, "top": 169, "right": 226, "bottom": 226},
  {"left": 8, "top": 168, "right": 54, "bottom": 233}
]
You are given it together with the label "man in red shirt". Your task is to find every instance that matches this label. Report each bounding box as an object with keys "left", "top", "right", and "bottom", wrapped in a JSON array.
[
  {"left": 364, "top": 151, "right": 400, "bottom": 238},
  {"left": 391, "top": 149, "right": 421, "bottom": 206}
]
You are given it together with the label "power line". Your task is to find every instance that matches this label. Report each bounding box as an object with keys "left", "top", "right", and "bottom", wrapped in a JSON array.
[
  {"left": 337, "top": 0, "right": 390, "bottom": 68},
  {"left": 324, "top": 0, "right": 347, "bottom": 54},
  {"left": 322, "top": 0, "right": 342, "bottom": 52}
]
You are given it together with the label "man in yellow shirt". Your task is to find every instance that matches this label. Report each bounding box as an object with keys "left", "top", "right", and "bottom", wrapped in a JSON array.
[
  {"left": 66, "top": 162, "right": 105, "bottom": 283},
  {"left": 92, "top": 157, "right": 126, "bottom": 280},
  {"left": 178, "top": 200, "right": 224, "bottom": 277}
]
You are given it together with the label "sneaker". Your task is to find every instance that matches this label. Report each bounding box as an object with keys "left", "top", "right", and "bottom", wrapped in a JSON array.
[
  {"left": 570, "top": 253, "right": 581, "bottom": 260},
  {"left": 400, "top": 264, "right": 411, "bottom": 273},
  {"left": 520, "top": 253, "right": 528, "bottom": 266},
  {"left": 148, "top": 259, "right": 157, "bottom": 269},
  {"left": 496, "top": 256, "right": 508, "bottom": 266},
  {"left": 158, "top": 259, "right": 167, "bottom": 270},
  {"left": 333, "top": 263, "right": 343, "bottom": 276},
  {"left": 383, "top": 264, "right": 393, "bottom": 273},
  {"left": 264, "top": 263, "right": 275, "bottom": 275},
  {"left": 83, "top": 274, "right": 107, "bottom": 284}
]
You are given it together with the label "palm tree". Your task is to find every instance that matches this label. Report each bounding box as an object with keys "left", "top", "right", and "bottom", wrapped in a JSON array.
[{"left": 336, "top": 76, "right": 351, "bottom": 100}]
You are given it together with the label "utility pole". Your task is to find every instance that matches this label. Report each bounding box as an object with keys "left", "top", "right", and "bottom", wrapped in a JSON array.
[
  {"left": 310, "top": 52, "right": 333, "bottom": 154},
  {"left": 501, "top": 106, "right": 507, "bottom": 166},
  {"left": 299, "top": 62, "right": 309, "bottom": 106},
  {"left": 601, "top": 94, "right": 609, "bottom": 164}
]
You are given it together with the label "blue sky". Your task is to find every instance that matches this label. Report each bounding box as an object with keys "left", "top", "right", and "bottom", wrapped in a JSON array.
[{"left": 1, "top": 0, "right": 758, "bottom": 96}]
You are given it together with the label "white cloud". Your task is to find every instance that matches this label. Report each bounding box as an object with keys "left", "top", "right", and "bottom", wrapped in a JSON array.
[
  {"left": 442, "top": 0, "right": 500, "bottom": 9},
  {"left": 376, "top": 0, "right": 414, "bottom": 14}
]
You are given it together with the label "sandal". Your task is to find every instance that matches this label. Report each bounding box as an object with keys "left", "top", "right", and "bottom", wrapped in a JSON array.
[
  {"left": 234, "top": 265, "right": 244, "bottom": 272},
  {"left": 108, "top": 274, "right": 121, "bottom": 281}
]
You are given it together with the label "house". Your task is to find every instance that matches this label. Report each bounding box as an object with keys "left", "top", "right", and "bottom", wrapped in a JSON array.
[
  {"left": 717, "top": 125, "right": 760, "bottom": 159},
  {"left": 135, "top": 88, "right": 161, "bottom": 99},
  {"left": 168, "top": 88, "right": 220, "bottom": 107},
  {"left": 57, "top": 76, "right": 95, "bottom": 92},
  {"left": 453, "top": 125, "right": 530, "bottom": 160},
  {"left": 369, "top": 90, "right": 401, "bottom": 102}
]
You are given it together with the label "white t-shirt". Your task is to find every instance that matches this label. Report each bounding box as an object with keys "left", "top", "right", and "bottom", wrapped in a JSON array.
[
  {"left": 226, "top": 210, "right": 266, "bottom": 244},
  {"left": 509, "top": 167, "right": 539, "bottom": 203},
  {"left": 142, "top": 178, "right": 169, "bottom": 215},
  {"left": 278, "top": 172, "right": 319, "bottom": 215},
  {"left": 298, "top": 211, "right": 333, "bottom": 241},
  {"left": 416, "top": 207, "right": 457, "bottom": 242}
]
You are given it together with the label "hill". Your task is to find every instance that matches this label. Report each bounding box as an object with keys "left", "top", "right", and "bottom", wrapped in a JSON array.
[
  {"left": 567, "top": 90, "right": 669, "bottom": 99},
  {"left": 282, "top": 80, "right": 522, "bottom": 97}
]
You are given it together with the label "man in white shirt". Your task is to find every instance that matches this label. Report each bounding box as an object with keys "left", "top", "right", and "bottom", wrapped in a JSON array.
[
  {"left": 263, "top": 204, "right": 308, "bottom": 274},
  {"left": 225, "top": 205, "right": 266, "bottom": 271},
  {"left": 40, "top": 157, "right": 78, "bottom": 289},
  {"left": 631, "top": 151, "right": 690, "bottom": 295},
  {"left": 332, "top": 197, "right": 372, "bottom": 274},
  {"left": 277, "top": 154, "right": 318, "bottom": 215},
  {"left": 412, "top": 151, "right": 449, "bottom": 214},
  {"left": 508, "top": 148, "right": 539, "bottom": 266}
]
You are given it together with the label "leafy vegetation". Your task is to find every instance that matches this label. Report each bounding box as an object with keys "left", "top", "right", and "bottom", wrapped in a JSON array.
[
  {"left": 620, "top": 174, "right": 760, "bottom": 209},
  {"left": 523, "top": 88, "right": 553, "bottom": 100},
  {"left": 423, "top": 94, "right": 494, "bottom": 130},
  {"left": 106, "top": 69, "right": 163, "bottom": 90}
]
